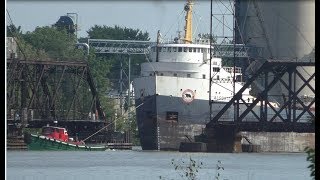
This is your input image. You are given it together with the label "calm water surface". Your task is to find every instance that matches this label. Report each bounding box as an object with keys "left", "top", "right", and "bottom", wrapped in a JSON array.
[{"left": 6, "top": 148, "right": 311, "bottom": 180}]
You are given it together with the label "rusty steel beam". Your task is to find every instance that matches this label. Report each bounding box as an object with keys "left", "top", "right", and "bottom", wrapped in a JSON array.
[
  {"left": 7, "top": 58, "right": 108, "bottom": 123},
  {"left": 7, "top": 59, "right": 88, "bottom": 67},
  {"left": 208, "top": 59, "right": 315, "bottom": 133}
]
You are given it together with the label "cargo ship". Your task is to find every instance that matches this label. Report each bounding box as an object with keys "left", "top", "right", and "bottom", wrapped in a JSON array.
[{"left": 132, "top": 0, "right": 279, "bottom": 150}]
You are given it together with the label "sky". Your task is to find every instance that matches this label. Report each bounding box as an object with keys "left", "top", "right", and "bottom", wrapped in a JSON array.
[{"left": 6, "top": 0, "right": 234, "bottom": 42}]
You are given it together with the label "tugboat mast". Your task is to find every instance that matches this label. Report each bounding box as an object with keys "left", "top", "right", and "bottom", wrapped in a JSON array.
[{"left": 184, "top": 0, "right": 194, "bottom": 44}]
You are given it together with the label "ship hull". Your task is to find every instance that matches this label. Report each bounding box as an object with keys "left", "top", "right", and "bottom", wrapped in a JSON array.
[
  {"left": 24, "top": 134, "right": 107, "bottom": 151},
  {"left": 135, "top": 94, "right": 237, "bottom": 150}
]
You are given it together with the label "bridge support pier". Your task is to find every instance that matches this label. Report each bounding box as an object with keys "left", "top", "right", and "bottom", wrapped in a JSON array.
[{"left": 202, "top": 125, "right": 242, "bottom": 153}]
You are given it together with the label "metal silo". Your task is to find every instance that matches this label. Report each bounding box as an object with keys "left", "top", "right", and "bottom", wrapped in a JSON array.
[{"left": 235, "top": 0, "right": 315, "bottom": 106}]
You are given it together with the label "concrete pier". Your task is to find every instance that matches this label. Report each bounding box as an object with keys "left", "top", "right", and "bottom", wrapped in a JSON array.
[
  {"left": 240, "top": 132, "right": 315, "bottom": 152},
  {"left": 182, "top": 126, "right": 315, "bottom": 153}
]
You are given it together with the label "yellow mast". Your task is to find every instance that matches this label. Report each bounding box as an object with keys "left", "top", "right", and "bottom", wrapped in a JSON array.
[{"left": 184, "top": 0, "right": 193, "bottom": 44}]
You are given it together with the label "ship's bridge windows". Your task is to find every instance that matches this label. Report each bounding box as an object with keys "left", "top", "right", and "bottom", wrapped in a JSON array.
[
  {"left": 162, "top": 47, "right": 166, "bottom": 52},
  {"left": 173, "top": 47, "right": 177, "bottom": 52},
  {"left": 168, "top": 47, "right": 172, "bottom": 52},
  {"left": 189, "top": 48, "right": 192, "bottom": 52},
  {"left": 202, "top": 74, "right": 206, "bottom": 79},
  {"left": 184, "top": 47, "right": 187, "bottom": 52},
  {"left": 160, "top": 73, "right": 164, "bottom": 76},
  {"left": 178, "top": 47, "right": 182, "bottom": 52},
  {"left": 187, "top": 74, "right": 191, "bottom": 78},
  {"left": 173, "top": 73, "right": 177, "bottom": 76},
  {"left": 193, "top": 48, "right": 197, "bottom": 52},
  {"left": 197, "top": 48, "right": 200, "bottom": 53}
]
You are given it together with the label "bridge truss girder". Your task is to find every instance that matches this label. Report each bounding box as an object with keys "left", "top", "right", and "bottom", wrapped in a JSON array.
[
  {"left": 7, "top": 59, "right": 107, "bottom": 125},
  {"left": 208, "top": 59, "right": 315, "bottom": 133}
]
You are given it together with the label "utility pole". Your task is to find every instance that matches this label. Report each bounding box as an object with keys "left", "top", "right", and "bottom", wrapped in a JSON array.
[
  {"left": 209, "top": 0, "right": 213, "bottom": 121},
  {"left": 233, "top": 0, "right": 237, "bottom": 123}
]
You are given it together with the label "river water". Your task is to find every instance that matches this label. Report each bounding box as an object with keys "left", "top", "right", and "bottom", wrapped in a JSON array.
[{"left": 6, "top": 148, "right": 311, "bottom": 180}]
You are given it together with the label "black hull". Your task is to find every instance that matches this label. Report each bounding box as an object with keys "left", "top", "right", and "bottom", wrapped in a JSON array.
[{"left": 135, "top": 95, "right": 218, "bottom": 150}]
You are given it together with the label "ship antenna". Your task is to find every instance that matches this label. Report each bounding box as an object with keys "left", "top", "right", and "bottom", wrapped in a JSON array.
[{"left": 184, "top": 0, "right": 194, "bottom": 44}]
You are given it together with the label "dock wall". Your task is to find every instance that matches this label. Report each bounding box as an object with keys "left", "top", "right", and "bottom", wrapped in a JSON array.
[{"left": 240, "top": 132, "right": 315, "bottom": 152}]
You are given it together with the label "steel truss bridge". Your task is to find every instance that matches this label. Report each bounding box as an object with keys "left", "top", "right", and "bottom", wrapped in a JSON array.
[
  {"left": 207, "top": 59, "right": 315, "bottom": 133},
  {"left": 6, "top": 59, "right": 107, "bottom": 127}
]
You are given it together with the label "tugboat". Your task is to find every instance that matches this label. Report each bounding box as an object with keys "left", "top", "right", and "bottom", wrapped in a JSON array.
[{"left": 24, "top": 125, "right": 108, "bottom": 151}]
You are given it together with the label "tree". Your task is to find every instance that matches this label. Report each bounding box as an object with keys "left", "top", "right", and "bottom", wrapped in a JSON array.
[
  {"left": 305, "top": 147, "right": 315, "bottom": 179},
  {"left": 197, "top": 33, "right": 217, "bottom": 43},
  {"left": 7, "top": 24, "right": 22, "bottom": 37},
  {"left": 85, "top": 25, "right": 150, "bottom": 137},
  {"left": 87, "top": 49, "right": 115, "bottom": 119},
  {"left": 23, "top": 26, "right": 86, "bottom": 61},
  {"left": 87, "top": 25, "right": 150, "bottom": 41}
]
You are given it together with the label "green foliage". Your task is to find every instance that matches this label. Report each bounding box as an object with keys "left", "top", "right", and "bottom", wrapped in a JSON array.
[
  {"left": 87, "top": 49, "right": 115, "bottom": 119},
  {"left": 87, "top": 25, "right": 149, "bottom": 90},
  {"left": 197, "top": 33, "right": 217, "bottom": 43},
  {"left": 7, "top": 24, "right": 49, "bottom": 60},
  {"left": 304, "top": 147, "right": 315, "bottom": 179},
  {"left": 87, "top": 25, "right": 150, "bottom": 41},
  {"left": 86, "top": 25, "right": 150, "bottom": 135},
  {"left": 7, "top": 24, "right": 22, "bottom": 36},
  {"left": 22, "top": 26, "right": 85, "bottom": 61},
  {"left": 15, "top": 37, "right": 49, "bottom": 60}
]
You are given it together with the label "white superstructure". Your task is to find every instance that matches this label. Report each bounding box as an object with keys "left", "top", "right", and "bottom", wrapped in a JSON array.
[{"left": 135, "top": 39, "right": 254, "bottom": 103}]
